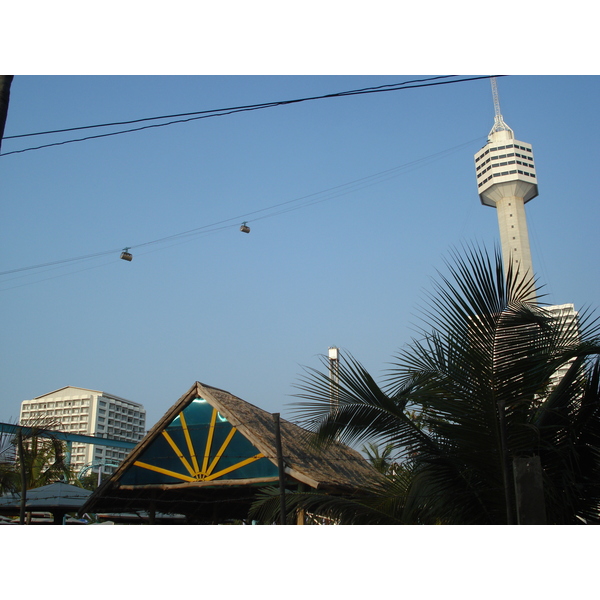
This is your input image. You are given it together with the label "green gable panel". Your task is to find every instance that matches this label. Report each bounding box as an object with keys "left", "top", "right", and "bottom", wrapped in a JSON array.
[{"left": 119, "top": 398, "right": 278, "bottom": 486}]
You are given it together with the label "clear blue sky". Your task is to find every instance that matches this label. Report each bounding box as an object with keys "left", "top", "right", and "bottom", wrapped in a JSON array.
[{"left": 1, "top": 75, "right": 599, "bottom": 429}]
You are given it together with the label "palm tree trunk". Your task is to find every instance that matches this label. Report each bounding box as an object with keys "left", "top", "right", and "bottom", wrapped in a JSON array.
[{"left": 497, "top": 399, "right": 515, "bottom": 524}]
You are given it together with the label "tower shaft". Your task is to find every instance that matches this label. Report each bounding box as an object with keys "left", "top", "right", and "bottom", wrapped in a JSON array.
[{"left": 495, "top": 196, "right": 534, "bottom": 282}]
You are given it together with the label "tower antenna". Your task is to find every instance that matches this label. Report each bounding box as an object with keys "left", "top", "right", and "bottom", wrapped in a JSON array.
[{"left": 489, "top": 77, "right": 513, "bottom": 138}]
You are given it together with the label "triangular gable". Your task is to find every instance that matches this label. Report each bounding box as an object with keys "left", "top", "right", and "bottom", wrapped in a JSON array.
[{"left": 117, "top": 389, "right": 279, "bottom": 486}]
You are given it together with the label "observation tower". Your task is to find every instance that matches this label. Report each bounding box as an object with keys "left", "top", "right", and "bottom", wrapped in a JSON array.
[{"left": 474, "top": 78, "right": 538, "bottom": 292}]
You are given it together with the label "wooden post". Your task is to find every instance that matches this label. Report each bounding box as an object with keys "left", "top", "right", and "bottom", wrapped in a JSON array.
[
  {"left": 513, "top": 456, "right": 546, "bottom": 525},
  {"left": 295, "top": 482, "right": 306, "bottom": 525},
  {"left": 273, "top": 413, "right": 287, "bottom": 525}
]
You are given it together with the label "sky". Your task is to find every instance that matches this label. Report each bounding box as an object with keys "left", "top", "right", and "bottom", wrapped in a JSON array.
[{"left": 2, "top": 74, "right": 599, "bottom": 431}]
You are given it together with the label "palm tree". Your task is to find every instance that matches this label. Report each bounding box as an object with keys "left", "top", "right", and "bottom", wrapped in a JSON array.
[
  {"left": 0, "top": 421, "right": 73, "bottom": 523},
  {"left": 1, "top": 419, "right": 73, "bottom": 494},
  {"left": 253, "top": 246, "right": 600, "bottom": 524},
  {"left": 18, "top": 433, "right": 71, "bottom": 490},
  {"left": 362, "top": 442, "right": 396, "bottom": 475}
]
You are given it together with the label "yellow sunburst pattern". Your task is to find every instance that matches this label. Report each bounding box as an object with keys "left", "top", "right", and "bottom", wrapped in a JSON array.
[{"left": 133, "top": 406, "right": 264, "bottom": 482}]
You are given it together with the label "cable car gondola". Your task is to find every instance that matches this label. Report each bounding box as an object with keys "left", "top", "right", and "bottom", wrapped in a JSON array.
[
  {"left": 240, "top": 222, "right": 250, "bottom": 234},
  {"left": 120, "top": 247, "right": 133, "bottom": 261}
]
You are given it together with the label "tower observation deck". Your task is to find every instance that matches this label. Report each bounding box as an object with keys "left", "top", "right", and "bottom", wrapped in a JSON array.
[{"left": 474, "top": 78, "right": 538, "bottom": 292}]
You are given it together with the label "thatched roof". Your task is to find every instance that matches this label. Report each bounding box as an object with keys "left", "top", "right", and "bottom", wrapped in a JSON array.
[{"left": 80, "top": 382, "right": 382, "bottom": 522}]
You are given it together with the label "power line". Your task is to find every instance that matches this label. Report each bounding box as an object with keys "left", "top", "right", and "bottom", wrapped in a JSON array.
[
  {"left": 0, "top": 257, "right": 120, "bottom": 291},
  {"left": 0, "top": 135, "right": 484, "bottom": 284},
  {"left": 0, "top": 75, "right": 502, "bottom": 157},
  {"left": 3, "top": 76, "right": 457, "bottom": 140},
  {"left": 0, "top": 248, "right": 122, "bottom": 276}
]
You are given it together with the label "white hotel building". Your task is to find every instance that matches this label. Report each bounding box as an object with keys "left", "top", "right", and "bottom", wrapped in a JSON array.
[{"left": 19, "top": 386, "right": 146, "bottom": 477}]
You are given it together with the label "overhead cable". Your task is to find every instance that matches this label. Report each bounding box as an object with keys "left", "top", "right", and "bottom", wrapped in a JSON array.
[
  {"left": 1, "top": 75, "right": 502, "bottom": 157},
  {"left": 0, "top": 135, "right": 484, "bottom": 283}
]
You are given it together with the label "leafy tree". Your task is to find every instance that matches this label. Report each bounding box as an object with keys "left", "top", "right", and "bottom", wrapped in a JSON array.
[
  {"left": 251, "top": 246, "right": 600, "bottom": 524},
  {"left": 77, "top": 472, "right": 100, "bottom": 491}
]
